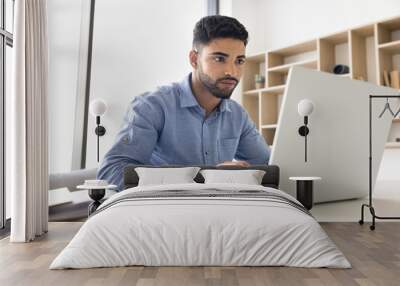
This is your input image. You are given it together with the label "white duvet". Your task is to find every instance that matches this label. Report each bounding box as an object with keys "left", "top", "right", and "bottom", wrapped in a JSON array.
[{"left": 50, "top": 183, "right": 351, "bottom": 269}]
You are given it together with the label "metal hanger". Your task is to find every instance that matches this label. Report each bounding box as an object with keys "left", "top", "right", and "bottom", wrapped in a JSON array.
[
  {"left": 378, "top": 97, "right": 395, "bottom": 118},
  {"left": 394, "top": 103, "right": 400, "bottom": 118}
]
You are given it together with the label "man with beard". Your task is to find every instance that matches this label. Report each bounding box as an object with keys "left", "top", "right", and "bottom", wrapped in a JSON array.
[{"left": 97, "top": 15, "right": 270, "bottom": 191}]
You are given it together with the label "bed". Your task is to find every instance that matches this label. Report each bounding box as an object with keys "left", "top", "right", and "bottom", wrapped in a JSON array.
[{"left": 50, "top": 165, "right": 350, "bottom": 269}]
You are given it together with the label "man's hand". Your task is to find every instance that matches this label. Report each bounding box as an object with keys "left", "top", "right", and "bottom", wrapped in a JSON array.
[{"left": 216, "top": 160, "right": 250, "bottom": 167}]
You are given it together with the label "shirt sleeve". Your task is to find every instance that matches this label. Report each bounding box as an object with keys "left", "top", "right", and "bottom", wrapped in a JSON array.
[
  {"left": 97, "top": 94, "right": 164, "bottom": 191},
  {"left": 235, "top": 111, "right": 270, "bottom": 164}
]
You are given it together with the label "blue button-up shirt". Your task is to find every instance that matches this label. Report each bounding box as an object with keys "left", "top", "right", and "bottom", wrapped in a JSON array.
[{"left": 97, "top": 73, "right": 270, "bottom": 191}]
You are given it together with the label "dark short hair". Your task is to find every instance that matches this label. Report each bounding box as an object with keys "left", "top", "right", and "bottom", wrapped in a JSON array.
[{"left": 193, "top": 15, "right": 248, "bottom": 49}]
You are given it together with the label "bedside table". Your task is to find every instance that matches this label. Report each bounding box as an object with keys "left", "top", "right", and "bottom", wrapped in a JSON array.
[
  {"left": 77, "top": 184, "right": 117, "bottom": 216},
  {"left": 289, "top": 177, "right": 321, "bottom": 210}
]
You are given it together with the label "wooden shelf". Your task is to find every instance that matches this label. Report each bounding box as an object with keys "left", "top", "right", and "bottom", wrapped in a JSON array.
[
  {"left": 267, "top": 59, "right": 317, "bottom": 74},
  {"left": 380, "top": 17, "right": 400, "bottom": 30},
  {"left": 377, "top": 17, "right": 400, "bottom": 45},
  {"left": 242, "top": 15, "right": 400, "bottom": 147},
  {"left": 246, "top": 52, "right": 266, "bottom": 62},
  {"left": 352, "top": 24, "right": 374, "bottom": 37},
  {"left": 378, "top": 40, "right": 400, "bottom": 54},
  {"left": 261, "top": 124, "right": 278, "bottom": 129},
  {"left": 261, "top": 128, "right": 276, "bottom": 146},
  {"left": 260, "top": 85, "right": 286, "bottom": 95},
  {"left": 242, "top": 53, "right": 266, "bottom": 91},
  {"left": 385, "top": 142, "right": 400, "bottom": 149},
  {"left": 318, "top": 34, "right": 350, "bottom": 74},
  {"left": 350, "top": 29, "right": 371, "bottom": 82},
  {"left": 243, "top": 89, "right": 261, "bottom": 96},
  {"left": 243, "top": 85, "right": 286, "bottom": 96},
  {"left": 321, "top": 31, "right": 348, "bottom": 44},
  {"left": 336, "top": 73, "right": 351, "bottom": 77},
  {"left": 272, "top": 40, "right": 317, "bottom": 56}
]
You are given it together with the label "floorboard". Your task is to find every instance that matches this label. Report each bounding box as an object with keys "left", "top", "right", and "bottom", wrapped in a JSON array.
[{"left": 0, "top": 222, "right": 399, "bottom": 286}]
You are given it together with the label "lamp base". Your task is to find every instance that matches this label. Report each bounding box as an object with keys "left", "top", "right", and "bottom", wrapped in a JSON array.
[
  {"left": 298, "top": 126, "right": 309, "bottom": 136},
  {"left": 95, "top": 125, "right": 106, "bottom": 136}
]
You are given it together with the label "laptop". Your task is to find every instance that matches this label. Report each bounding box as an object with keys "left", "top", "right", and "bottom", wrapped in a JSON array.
[{"left": 270, "top": 66, "right": 398, "bottom": 203}]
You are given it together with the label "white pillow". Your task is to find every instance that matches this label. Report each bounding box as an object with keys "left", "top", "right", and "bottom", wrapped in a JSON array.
[
  {"left": 200, "top": 169, "right": 266, "bottom": 185},
  {"left": 135, "top": 167, "right": 201, "bottom": 186}
]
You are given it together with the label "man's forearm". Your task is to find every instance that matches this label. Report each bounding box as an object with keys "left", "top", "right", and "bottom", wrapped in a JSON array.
[{"left": 97, "top": 156, "right": 142, "bottom": 191}]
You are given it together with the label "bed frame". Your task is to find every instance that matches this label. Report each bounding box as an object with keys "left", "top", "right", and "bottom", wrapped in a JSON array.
[{"left": 123, "top": 165, "right": 280, "bottom": 189}]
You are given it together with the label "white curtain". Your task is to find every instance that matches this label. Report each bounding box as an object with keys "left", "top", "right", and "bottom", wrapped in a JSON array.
[{"left": 10, "top": 0, "right": 49, "bottom": 242}]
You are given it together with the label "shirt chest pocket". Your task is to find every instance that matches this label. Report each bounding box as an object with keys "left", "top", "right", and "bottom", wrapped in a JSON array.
[{"left": 218, "top": 137, "right": 239, "bottom": 162}]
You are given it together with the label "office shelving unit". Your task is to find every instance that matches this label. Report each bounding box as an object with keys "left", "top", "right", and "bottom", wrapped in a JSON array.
[{"left": 242, "top": 15, "right": 400, "bottom": 149}]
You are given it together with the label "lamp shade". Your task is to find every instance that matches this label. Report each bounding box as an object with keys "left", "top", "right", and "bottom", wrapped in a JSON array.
[
  {"left": 298, "top": 99, "right": 314, "bottom": 116},
  {"left": 89, "top": 99, "right": 107, "bottom": 117}
]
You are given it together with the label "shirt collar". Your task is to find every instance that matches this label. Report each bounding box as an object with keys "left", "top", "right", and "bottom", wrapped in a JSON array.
[
  {"left": 179, "top": 73, "right": 232, "bottom": 113},
  {"left": 218, "top": 98, "right": 232, "bottom": 113},
  {"left": 179, "top": 73, "right": 199, "bottom": 108}
]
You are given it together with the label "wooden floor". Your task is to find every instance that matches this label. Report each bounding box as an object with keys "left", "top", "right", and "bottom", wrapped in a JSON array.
[{"left": 0, "top": 222, "right": 399, "bottom": 286}]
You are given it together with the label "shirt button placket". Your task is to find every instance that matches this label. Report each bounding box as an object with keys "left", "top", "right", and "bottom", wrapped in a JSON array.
[{"left": 202, "top": 120, "right": 209, "bottom": 164}]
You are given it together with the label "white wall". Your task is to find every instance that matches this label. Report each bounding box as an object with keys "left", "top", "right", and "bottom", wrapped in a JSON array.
[
  {"left": 230, "top": 0, "right": 266, "bottom": 55},
  {"left": 379, "top": 123, "right": 400, "bottom": 181},
  {"left": 256, "top": 0, "right": 400, "bottom": 52}
]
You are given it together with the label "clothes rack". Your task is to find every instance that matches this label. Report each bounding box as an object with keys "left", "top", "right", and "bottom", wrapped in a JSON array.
[{"left": 359, "top": 94, "right": 400, "bottom": 230}]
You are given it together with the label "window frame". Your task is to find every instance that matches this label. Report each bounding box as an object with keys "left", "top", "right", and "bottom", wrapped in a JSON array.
[{"left": 207, "top": 0, "right": 219, "bottom": 15}]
